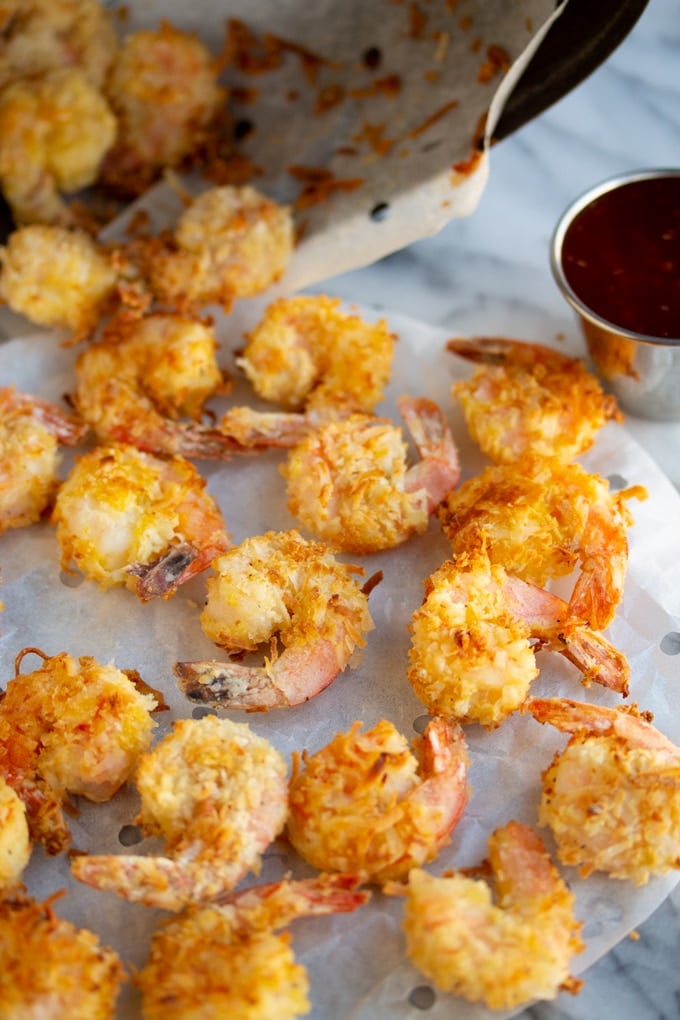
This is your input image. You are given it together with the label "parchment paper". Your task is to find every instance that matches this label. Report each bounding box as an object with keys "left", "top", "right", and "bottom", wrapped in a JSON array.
[
  {"left": 102, "top": 0, "right": 566, "bottom": 291},
  {"left": 2, "top": 302, "right": 680, "bottom": 1020}
]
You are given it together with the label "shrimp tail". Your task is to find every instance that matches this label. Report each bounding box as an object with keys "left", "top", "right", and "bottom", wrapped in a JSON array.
[
  {"left": 446, "top": 336, "right": 556, "bottom": 367},
  {"left": 175, "top": 660, "right": 290, "bottom": 711},
  {"left": 219, "top": 408, "right": 314, "bottom": 450},
  {"left": 128, "top": 542, "right": 201, "bottom": 600},
  {"left": 397, "top": 394, "right": 461, "bottom": 507},
  {"left": 71, "top": 852, "right": 197, "bottom": 911},
  {"left": 550, "top": 625, "right": 630, "bottom": 696},
  {"left": 217, "top": 874, "right": 371, "bottom": 922},
  {"left": 108, "top": 421, "right": 240, "bottom": 460}
]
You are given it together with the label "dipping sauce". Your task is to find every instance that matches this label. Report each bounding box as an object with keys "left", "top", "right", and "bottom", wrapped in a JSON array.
[{"left": 560, "top": 174, "right": 680, "bottom": 339}]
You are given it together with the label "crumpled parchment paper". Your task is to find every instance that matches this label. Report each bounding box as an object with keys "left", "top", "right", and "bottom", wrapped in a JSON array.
[
  {"left": 102, "top": 0, "right": 566, "bottom": 291},
  {"left": 2, "top": 300, "right": 680, "bottom": 1020}
]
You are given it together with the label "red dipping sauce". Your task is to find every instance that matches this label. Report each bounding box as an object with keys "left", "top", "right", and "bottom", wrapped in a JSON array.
[{"left": 559, "top": 174, "right": 680, "bottom": 340}]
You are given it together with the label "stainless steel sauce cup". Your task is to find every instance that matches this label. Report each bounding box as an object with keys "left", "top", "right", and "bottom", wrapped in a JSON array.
[{"left": 550, "top": 168, "right": 680, "bottom": 420}]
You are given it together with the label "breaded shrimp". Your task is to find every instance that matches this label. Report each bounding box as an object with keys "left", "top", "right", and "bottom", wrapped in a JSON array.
[
  {"left": 282, "top": 395, "right": 460, "bottom": 555},
  {"left": 0, "top": 66, "right": 116, "bottom": 226},
  {"left": 438, "top": 459, "right": 647, "bottom": 629},
  {"left": 0, "top": 386, "right": 88, "bottom": 533},
  {"left": 529, "top": 697, "right": 680, "bottom": 884},
  {"left": 0, "top": 888, "right": 125, "bottom": 1019},
  {"left": 136, "top": 875, "right": 369, "bottom": 1020},
  {"left": 72, "top": 716, "right": 289, "bottom": 911},
  {"left": 449, "top": 336, "right": 623, "bottom": 464},
  {"left": 0, "top": 0, "right": 118, "bottom": 90},
  {"left": 399, "top": 820, "right": 583, "bottom": 1009},
  {"left": 73, "top": 311, "right": 238, "bottom": 458},
  {"left": 146, "top": 185, "right": 294, "bottom": 312},
  {"left": 0, "top": 775, "right": 30, "bottom": 888},
  {"left": 407, "top": 550, "right": 629, "bottom": 728},
  {"left": 99, "top": 20, "right": 226, "bottom": 196},
  {"left": 237, "top": 295, "right": 395, "bottom": 416},
  {"left": 52, "top": 442, "right": 230, "bottom": 600},
  {"left": 286, "top": 717, "right": 468, "bottom": 884},
  {"left": 175, "top": 529, "right": 374, "bottom": 710},
  {"left": 0, "top": 648, "right": 157, "bottom": 856},
  {"left": 0, "top": 224, "right": 117, "bottom": 340}
]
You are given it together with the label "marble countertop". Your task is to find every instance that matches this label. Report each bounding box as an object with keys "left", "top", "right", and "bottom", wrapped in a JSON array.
[{"left": 308, "top": 0, "right": 680, "bottom": 1016}]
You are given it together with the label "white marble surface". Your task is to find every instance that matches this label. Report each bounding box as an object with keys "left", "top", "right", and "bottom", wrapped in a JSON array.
[{"left": 307, "top": 0, "right": 680, "bottom": 1016}]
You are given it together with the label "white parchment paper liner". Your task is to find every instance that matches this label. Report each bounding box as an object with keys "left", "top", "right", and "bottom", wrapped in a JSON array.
[{"left": 1, "top": 303, "right": 679, "bottom": 1020}]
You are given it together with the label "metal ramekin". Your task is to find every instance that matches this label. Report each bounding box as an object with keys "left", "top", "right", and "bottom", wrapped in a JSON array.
[{"left": 550, "top": 168, "right": 680, "bottom": 421}]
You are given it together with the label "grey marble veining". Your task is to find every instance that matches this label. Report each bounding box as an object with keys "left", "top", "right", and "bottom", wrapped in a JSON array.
[{"left": 310, "top": 0, "right": 680, "bottom": 1016}]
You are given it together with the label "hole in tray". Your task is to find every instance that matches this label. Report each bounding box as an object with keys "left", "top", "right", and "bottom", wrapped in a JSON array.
[
  {"left": 607, "top": 472, "right": 628, "bottom": 491},
  {"left": 192, "top": 706, "right": 218, "bottom": 719},
  {"left": 660, "top": 632, "right": 680, "bottom": 656},
  {"left": 413, "top": 714, "right": 430, "bottom": 734},
  {"left": 119, "top": 824, "right": 143, "bottom": 847},
  {"left": 59, "top": 570, "right": 84, "bottom": 588},
  {"left": 408, "top": 986, "right": 436, "bottom": 1010},
  {"left": 370, "top": 201, "right": 390, "bottom": 222}
]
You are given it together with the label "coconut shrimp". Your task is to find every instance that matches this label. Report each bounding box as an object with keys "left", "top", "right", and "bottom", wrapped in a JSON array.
[
  {"left": 407, "top": 550, "right": 629, "bottom": 729},
  {"left": 282, "top": 395, "right": 460, "bottom": 555},
  {"left": 286, "top": 717, "right": 468, "bottom": 884},
  {"left": 0, "top": 0, "right": 118, "bottom": 90},
  {"left": 0, "top": 889, "right": 125, "bottom": 1019},
  {"left": 99, "top": 21, "right": 226, "bottom": 196},
  {"left": 237, "top": 295, "right": 396, "bottom": 416},
  {"left": 0, "top": 648, "right": 157, "bottom": 856},
  {"left": 137, "top": 875, "right": 370, "bottom": 1020},
  {"left": 144, "top": 185, "right": 294, "bottom": 312},
  {"left": 0, "top": 387, "right": 88, "bottom": 533},
  {"left": 72, "top": 311, "right": 240, "bottom": 459},
  {"left": 53, "top": 442, "right": 230, "bottom": 600},
  {"left": 0, "top": 776, "right": 31, "bottom": 888},
  {"left": 0, "top": 66, "right": 116, "bottom": 226},
  {"left": 175, "top": 529, "right": 374, "bottom": 711},
  {"left": 529, "top": 697, "right": 680, "bottom": 884},
  {"left": 72, "top": 715, "right": 289, "bottom": 911},
  {"left": 449, "top": 336, "right": 623, "bottom": 464},
  {"left": 399, "top": 820, "right": 583, "bottom": 1010},
  {"left": 438, "top": 459, "right": 647, "bottom": 629},
  {"left": 0, "top": 224, "right": 117, "bottom": 340}
]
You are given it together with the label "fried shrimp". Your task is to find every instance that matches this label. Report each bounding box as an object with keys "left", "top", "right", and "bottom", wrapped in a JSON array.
[
  {"left": 53, "top": 443, "right": 230, "bottom": 600},
  {"left": 407, "top": 550, "right": 629, "bottom": 728},
  {"left": 282, "top": 395, "right": 460, "bottom": 555},
  {"left": 0, "top": 224, "right": 117, "bottom": 339},
  {"left": 136, "top": 875, "right": 370, "bottom": 1020},
  {"left": 0, "top": 889, "right": 125, "bottom": 1019},
  {"left": 237, "top": 295, "right": 395, "bottom": 416},
  {"left": 99, "top": 21, "right": 226, "bottom": 196},
  {"left": 0, "top": 776, "right": 30, "bottom": 888},
  {"left": 146, "top": 185, "right": 294, "bottom": 312},
  {"left": 528, "top": 698, "right": 680, "bottom": 884},
  {"left": 286, "top": 717, "right": 468, "bottom": 884},
  {"left": 73, "top": 311, "right": 237, "bottom": 459},
  {"left": 0, "top": 0, "right": 118, "bottom": 90},
  {"left": 72, "top": 716, "right": 289, "bottom": 911},
  {"left": 0, "top": 66, "right": 116, "bottom": 226},
  {"left": 0, "top": 387, "right": 88, "bottom": 533},
  {"left": 0, "top": 648, "right": 157, "bottom": 856},
  {"left": 175, "top": 529, "right": 374, "bottom": 711},
  {"left": 449, "top": 336, "right": 623, "bottom": 464},
  {"left": 399, "top": 820, "right": 583, "bottom": 1010},
  {"left": 438, "top": 459, "right": 647, "bottom": 629}
]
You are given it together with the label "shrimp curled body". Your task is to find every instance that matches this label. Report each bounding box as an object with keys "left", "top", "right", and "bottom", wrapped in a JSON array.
[
  {"left": 286, "top": 716, "right": 469, "bottom": 884},
  {"left": 0, "top": 649, "right": 157, "bottom": 856},
  {"left": 136, "top": 876, "right": 370, "bottom": 1020},
  {"left": 283, "top": 395, "right": 460, "bottom": 555},
  {"left": 71, "top": 716, "right": 289, "bottom": 911},
  {"left": 449, "top": 336, "right": 622, "bottom": 464},
  {"left": 399, "top": 820, "right": 583, "bottom": 1010},
  {"left": 53, "top": 442, "right": 230, "bottom": 600},
  {"left": 176, "top": 529, "right": 374, "bottom": 710},
  {"left": 529, "top": 697, "right": 680, "bottom": 884}
]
